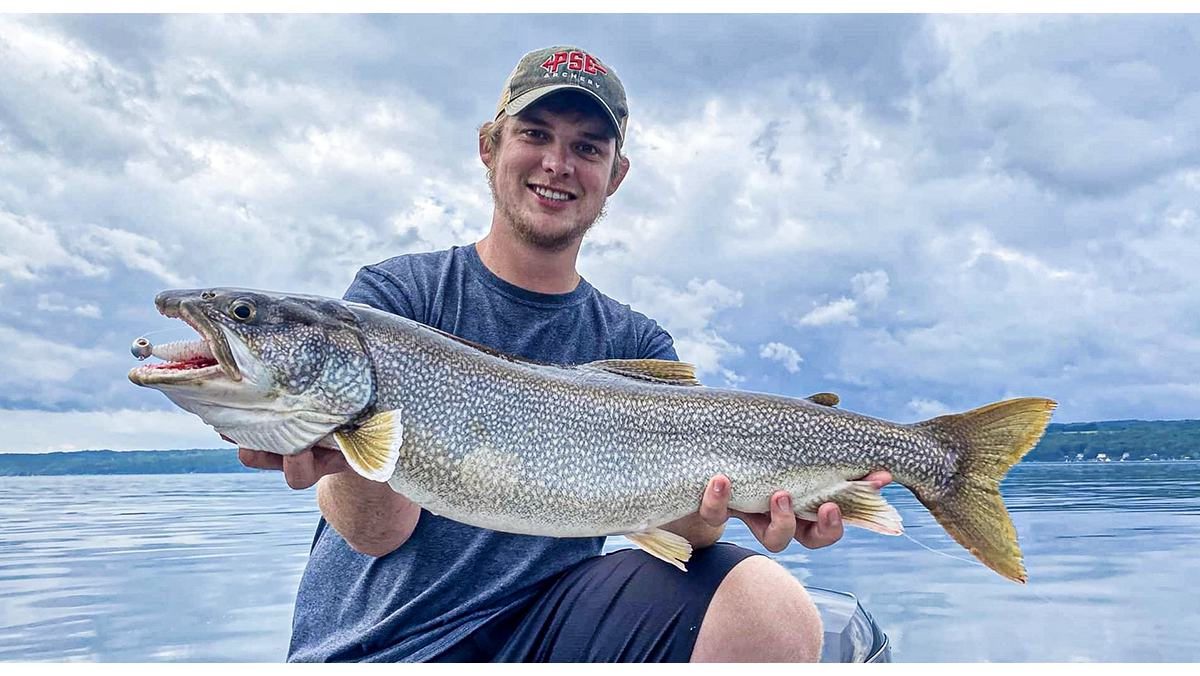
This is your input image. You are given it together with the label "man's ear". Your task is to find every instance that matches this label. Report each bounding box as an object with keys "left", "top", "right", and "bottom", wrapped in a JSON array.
[
  {"left": 607, "top": 155, "right": 630, "bottom": 196},
  {"left": 479, "top": 122, "right": 496, "bottom": 170}
]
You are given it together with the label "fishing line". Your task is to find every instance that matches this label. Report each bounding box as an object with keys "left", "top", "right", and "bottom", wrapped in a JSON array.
[
  {"left": 900, "top": 530, "right": 984, "bottom": 568},
  {"left": 134, "top": 327, "right": 190, "bottom": 340},
  {"left": 900, "top": 529, "right": 1055, "bottom": 605},
  {"left": 130, "top": 327, "right": 196, "bottom": 361}
]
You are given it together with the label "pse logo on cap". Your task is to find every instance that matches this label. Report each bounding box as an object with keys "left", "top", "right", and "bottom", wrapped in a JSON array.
[{"left": 539, "top": 50, "right": 608, "bottom": 76}]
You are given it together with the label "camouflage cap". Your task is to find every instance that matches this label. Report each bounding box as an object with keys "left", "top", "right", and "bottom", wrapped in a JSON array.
[{"left": 496, "top": 46, "right": 628, "bottom": 148}]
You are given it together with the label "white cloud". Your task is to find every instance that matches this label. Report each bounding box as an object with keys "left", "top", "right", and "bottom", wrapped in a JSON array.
[
  {"left": 389, "top": 195, "right": 489, "bottom": 254},
  {"left": 629, "top": 277, "right": 743, "bottom": 336},
  {"left": 759, "top": 342, "right": 804, "bottom": 373},
  {"left": 0, "top": 211, "right": 106, "bottom": 281},
  {"left": 0, "top": 409, "right": 222, "bottom": 454},
  {"left": 1185, "top": 171, "right": 1200, "bottom": 192},
  {"left": 1165, "top": 208, "right": 1196, "bottom": 231},
  {"left": 80, "top": 226, "right": 195, "bottom": 287},
  {"left": 797, "top": 298, "right": 859, "bottom": 327},
  {"left": 0, "top": 325, "right": 119, "bottom": 385},
  {"left": 673, "top": 332, "right": 746, "bottom": 386},
  {"left": 963, "top": 230, "right": 1078, "bottom": 282},
  {"left": 851, "top": 270, "right": 890, "bottom": 307},
  {"left": 905, "top": 397, "right": 954, "bottom": 422},
  {"left": 792, "top": 270, "right": 889, "bottom": 329},
  {"left": 629, "top": 277, "right": 744, "bottom": 382},
  {"left": 37, "top": 294, "right": 103, "bottom": 318},
  {"left": 2, "top": 14, "right": 1200, "bottom": 444}
]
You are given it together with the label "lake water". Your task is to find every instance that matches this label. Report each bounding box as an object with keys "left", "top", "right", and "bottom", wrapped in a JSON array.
[{"left": 2, "top": 462, "right": 1198, "bottom": 662}]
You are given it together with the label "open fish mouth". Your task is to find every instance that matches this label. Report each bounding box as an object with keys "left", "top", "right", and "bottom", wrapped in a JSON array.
[{"left": 128, "top": 297, "right": 241, "bottom": 386}]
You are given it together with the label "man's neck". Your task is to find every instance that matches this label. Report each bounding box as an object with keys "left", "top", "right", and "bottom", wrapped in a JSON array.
[{"left": 475, "top": 231, "right": 583, "bottom": 295}]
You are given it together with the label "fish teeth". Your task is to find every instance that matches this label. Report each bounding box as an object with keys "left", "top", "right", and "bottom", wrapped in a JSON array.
[{"left": 152, "top": 339, "right": 215, "bottom": 363}]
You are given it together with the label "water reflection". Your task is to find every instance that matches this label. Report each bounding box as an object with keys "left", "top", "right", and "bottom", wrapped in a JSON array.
[
  {"left": 0, "top": 475, "right": 317, "bottom": 662},
  {"left": 730, "top": 462, "right": 1200, "bottom": 662},
  {"left": 2, "top": 463, "right": 1199, "bottom": 661}
]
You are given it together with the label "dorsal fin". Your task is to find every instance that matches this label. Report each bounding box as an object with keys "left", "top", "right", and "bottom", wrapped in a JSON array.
[
  {"left": 391, "top": 317, "right": 697, "bottom": 386},
  {"left": 418, "top": 323, "right": 562, "bottom": 368},
  {"left": 585, "top": 359, "right": 703, "bottom": 386},
  {"left": 806, "top": 392, "right": 840, "bottom": 407}
]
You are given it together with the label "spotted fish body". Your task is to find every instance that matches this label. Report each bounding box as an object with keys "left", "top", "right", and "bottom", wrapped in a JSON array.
[
  {"left": 130, "top": 289, "right": 1056, "bottom": 583},
  {"left": 378, "top": 318, "right": 904, "bottom": 534}
]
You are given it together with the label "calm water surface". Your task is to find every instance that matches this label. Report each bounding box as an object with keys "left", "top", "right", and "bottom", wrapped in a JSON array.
[{"left": 2, "top": 462, "right": 1198, "bottom": 662}]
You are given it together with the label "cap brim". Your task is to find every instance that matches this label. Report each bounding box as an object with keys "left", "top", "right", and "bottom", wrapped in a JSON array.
[{"left": 503, "top": 83, "right": 624, "bottom": 146}]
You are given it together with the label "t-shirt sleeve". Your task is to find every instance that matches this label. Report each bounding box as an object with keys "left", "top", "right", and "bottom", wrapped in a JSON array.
[
  {"left": 343, "top": 263, "right": 421, "bottom": 321},
  {"left": 639, "top": 319, "right": 679, "bottom": 361}
]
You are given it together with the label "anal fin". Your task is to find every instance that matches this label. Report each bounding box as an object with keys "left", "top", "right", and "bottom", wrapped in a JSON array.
[
  {"left": 333, "top": 408, "right": 404, "bottom": 482},
  {"left": 794, "top": 480, "right": 903, "bottom": 536},
  {"left": 624, "top": 527, "right": 693, "bottom": 572}
]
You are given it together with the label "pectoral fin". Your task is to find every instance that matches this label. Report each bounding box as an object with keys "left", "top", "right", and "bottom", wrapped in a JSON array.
[
  {"left": 624, "top": 527, "right": 693, "bottom": 572},
  {"left": 794, "top": 479, "right": 903, "bottom": 536},
  {"left": 333, "top": 408, "right": 404, "bottom": 482}
]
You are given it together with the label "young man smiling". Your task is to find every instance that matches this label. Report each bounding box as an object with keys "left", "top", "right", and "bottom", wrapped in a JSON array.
[{"left": 241, "top": 45, "right": 891, "bottom": 663}]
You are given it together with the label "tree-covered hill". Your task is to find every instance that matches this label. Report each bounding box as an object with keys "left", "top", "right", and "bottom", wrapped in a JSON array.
[
  {"left": 1026, "top": 419, "right": 1200, "bottom": 461},
  {"left": 0, "top": 448, "right": 257, "bottom": 476},
  {"left": 1, "top": 418, "right": 1197, "bottom": 475}
]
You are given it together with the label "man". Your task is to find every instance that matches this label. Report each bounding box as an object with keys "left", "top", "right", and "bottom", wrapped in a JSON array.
[{"left": 240, "top": 45, "right": 891, "bottom": 663}]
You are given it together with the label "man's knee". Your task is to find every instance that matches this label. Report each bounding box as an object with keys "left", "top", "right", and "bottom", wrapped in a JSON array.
[{"left": 690, "top": 555, "right": 823, "bottom": 663}]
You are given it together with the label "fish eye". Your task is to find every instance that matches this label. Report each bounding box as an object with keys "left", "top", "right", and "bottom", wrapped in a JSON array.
[{"left": 230, "top": 300, "right": 256, "bottom": 322}]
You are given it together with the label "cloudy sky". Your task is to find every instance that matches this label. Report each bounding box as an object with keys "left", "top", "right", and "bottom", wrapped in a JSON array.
[{"left": 3, "top": 13, "right": 1199, "bottom": 453}]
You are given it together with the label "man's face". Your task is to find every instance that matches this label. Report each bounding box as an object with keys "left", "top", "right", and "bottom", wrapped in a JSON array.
[{"left": 482, "top": 103, "right": 628, "bottom": 252}]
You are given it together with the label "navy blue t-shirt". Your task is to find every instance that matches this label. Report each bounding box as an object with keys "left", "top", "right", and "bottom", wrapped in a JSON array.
[{"left": 287, "top": 244, "right": 677, "bottom": 662}]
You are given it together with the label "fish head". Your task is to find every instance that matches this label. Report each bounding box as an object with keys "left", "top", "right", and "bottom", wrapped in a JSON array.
[{"left": 128, "top": 288, "right": 376, "bottom": 455}]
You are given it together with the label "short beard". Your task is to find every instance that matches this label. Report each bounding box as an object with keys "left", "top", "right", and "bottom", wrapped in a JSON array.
[{"left": 488, "top": 169, "right": 608, "bottom": 253}]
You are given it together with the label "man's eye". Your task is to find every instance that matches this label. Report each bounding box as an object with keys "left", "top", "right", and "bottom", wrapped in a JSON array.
[{"left": 578, "top": 144, "right": 599, "bottom": 155}]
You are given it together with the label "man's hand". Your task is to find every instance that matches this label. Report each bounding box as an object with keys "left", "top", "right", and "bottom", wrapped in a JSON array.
[
  {"left": 231, "top": 435, "right": 418, "bottom": 556},
  {"left": 698, "top": 472, "right": 894, "bottom": 552},
  {"left": 229, "top": 437, "right": 351, "bottom": 490}
]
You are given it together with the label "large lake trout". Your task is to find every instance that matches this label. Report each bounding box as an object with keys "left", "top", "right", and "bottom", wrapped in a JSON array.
[{"left": 129, "top": 288, "right": 1056, "bottom": 583}]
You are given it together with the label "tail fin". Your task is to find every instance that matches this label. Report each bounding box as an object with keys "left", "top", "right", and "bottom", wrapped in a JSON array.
[{"left": 912, "top": 397, "right": 1057, "bottom": 584}]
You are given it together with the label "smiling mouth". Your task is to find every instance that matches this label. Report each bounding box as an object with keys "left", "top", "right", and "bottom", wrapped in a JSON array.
[
  {"left": 529, "top": 184, "right": 576, "bottom": 202},
  {"left": 128, "top": 302, "right": 241, "bottom": 386}
]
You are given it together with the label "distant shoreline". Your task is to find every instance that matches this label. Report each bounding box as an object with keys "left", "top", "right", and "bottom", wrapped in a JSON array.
[
  {"left": 0, "top": 448, "right": 260, "bottom": 476},
  {"left": 3, "top": 417, "right": 1199, "bottom": 476}
]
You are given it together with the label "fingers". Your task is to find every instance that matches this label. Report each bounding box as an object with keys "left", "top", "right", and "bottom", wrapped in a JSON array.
[
  {"left": 787, "top": 470, "right": 883, "bottom": 550},
  {"left": 795, "top": 502, "right": 844, "bottom": 550},
  {"left": 312, "top": 446, "right": 351, "bottom": 478},
  {"left": 735, "top": 491, "right": 797, "bottom": 553},
  {"left": 281, "top": 447, "right": 352, "bottom": 490},
  {"left": 733, "top": 469, "right": 884, "bottom": 551},
  {"left": 761, "top": 492, "right": 799, "bottom": 552},
  {"left": 282, "top": 452, "right": 323, "bottom": 490},
  {"left": 863, "top": 470, "right": 893, "bottom": 489},
  {"left": 701, "top": 477, "right": 795, "bottom": 552},
  {"left": 236, "top": 446, "right": 350, "bottom": 490},
  {"left": 238, "top": 448, "right": 283, "bottom": 471},
  {"left": 698, "top": 475, "right": 732, "bottom": 527}
]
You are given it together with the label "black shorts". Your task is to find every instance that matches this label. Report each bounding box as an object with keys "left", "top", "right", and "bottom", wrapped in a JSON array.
[{"left": 432, "top": 543, "right": 761, "bottom": 663}]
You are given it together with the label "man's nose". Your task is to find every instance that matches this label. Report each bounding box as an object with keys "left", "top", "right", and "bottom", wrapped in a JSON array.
[{"left": 541, "top": 142, "right": 574, "bottom": 177}]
